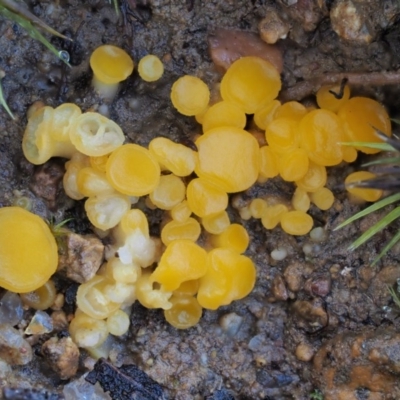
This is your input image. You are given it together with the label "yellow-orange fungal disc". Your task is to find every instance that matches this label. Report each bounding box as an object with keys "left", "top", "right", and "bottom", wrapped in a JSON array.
[
  {"left": 338, "top": 97, "right": 391, "bottom": 154},
  {"left": 136, "top": 271, "right": 172, "bottom": 310},
  {"left": 104, "top": 257, "right": 141, "bottom": 284},
  {"left": 258, "top": 145, "right": 279, "bottom": 182},
  {"left": 0, "top": 207, "right": 58, "bottom": 293},
  {"left": 174, "top": 280, "right": 200, "bottom": 297},
  {"left": 161, "top": 218, "right": 201, "bottom": 246},
  {"left": 69, "top": 113, "right": 125, "bottom": 157},
  {"left": 63, "top": 153, "right": 91, "bottom": 200},
  {"left": 85, "top": 193, "right": 131, "bottom": 230},
  {"left": 116, "top": 208, "right": 150, "bottom": 238},
  {"left": 150, "top": 174, "right": 186, "bottom": 210},
  {"left": 52, "top": 103, "right": 82, "bottom": 141},
  {"left": 220, "top": 56, "right": 281, "bottom": 114},
  {"left": 149, "top": 137, "right": 196, "bottom": 177},
  {"left": 310, "top": 187, "right": 335, "bottom": 210},
  {"left": 249, "top": 198, "right": 269, "bottom": 219},
  {"left": 274, "top": 101, "right": 307, "bottom": 121},
  {"left": 76, "top": 275, "right": 120, "bottom": 320},
  {"left": 90, "top": 154, "right": 109, "bottom": 173},
  {"left": 170, "top": 200, "right": 192, "bottom": 223},
  {"left": 316, "top": 84, "right": 351, "bottom": 112},
  {"left": 201, "top": 210, "right": 230, "bottom": 235},
  {"left": 342, "top": 146, "right": 358, "bottom": 163},
  {"left": 138, "top": 54, "right": 164, "bottom": 82},
  {"left": 187, "top": 178, "right": 228, "bottom": 218},
  {"left": 299, "top": 109, "right": 343, "bottom": 166},
  {"left": 195, "top": 107, "right": 209, "bottom": 124},
  {"left": 77, "top": 167, "right": 115, "bottom": 197},
  {"left": 292, "top": 187, "right": 311, "bottom": 212},
  {"left": 295, "top": 161, "right": 327, "bottom": 193},
  {"left": 164, "top": 295, "right": 202, "bottom": 329},
  {"left": 151, "top": 240, "right": 208, "bottom": 291},
  {"left": 202, "top": 101, "right": 246, "bottom": 133},
  {"left": 265, "top": 118, "right": 299, "bottom": 155},
  {"left": 254, "top": 100, "right": 281, "bottom": 130},
  {"left": 69, "top": 311, "right": 109, "bottom": 348},
  {"left": 212, "top": 223, "right": 249, "bottom": 254},
  {"left": 280, "top": 210, "right": 313, "bottom": 236},
  {"left": 197, "top": 248, "right": 256, "bottom": 310},
  {"left": 171, "top": 75, "right": 210, "bottom": 116},
  {"left": 195, "top": 127, "right": 260, "bottom": 193},
  {"left": 345, "top": 171, "right": 383, "bottom": 202},
  {"left": 90, "top": 45, "right": 134, "bottom": 85},
  {"left": 261, "top": 204, "right": 288, "bottom": 229},
  {"left": 107, "top": 309, "right": 130, "bottom": 336},
  {"left": 23, "top": 106, "right": 76, "bottom": 165},
  {"left": 20, "top": 280, "right": 57, "bottom": 310},
  {"left": 106, "top": 144, "right": 160, "bottom": 196},
  {"left": 279, "top": 148, "right": 309, "bottom": 182}
]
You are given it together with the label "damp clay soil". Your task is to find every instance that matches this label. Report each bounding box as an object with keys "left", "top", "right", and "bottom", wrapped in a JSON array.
[{"left": 3, "top": 1, "right": 400, "bottom": 399}]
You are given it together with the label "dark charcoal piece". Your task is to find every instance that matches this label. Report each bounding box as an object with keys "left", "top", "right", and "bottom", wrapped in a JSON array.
[
  {"left": 86, "top": 358, "right": 164, "bottom": 400},
  {"left": 2, "top": 387, "right": 61, "bottom": 400}
]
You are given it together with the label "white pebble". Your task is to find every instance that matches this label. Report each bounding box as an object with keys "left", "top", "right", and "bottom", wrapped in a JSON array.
[
  {"left": 271, "top": 247, "right": 288, "bottom": 261},
  {"left": 310, "top": 227, "right": 327, "bottom": 242}
]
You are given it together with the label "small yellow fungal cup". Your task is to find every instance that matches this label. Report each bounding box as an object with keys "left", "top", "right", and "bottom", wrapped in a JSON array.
[{"left": 90, "top": 45, "right": 134, "bottom": 99}]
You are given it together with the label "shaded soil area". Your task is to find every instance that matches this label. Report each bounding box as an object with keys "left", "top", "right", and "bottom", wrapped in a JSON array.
[{"left": 2, "top": 1, "right": 400, "bottom": 399}]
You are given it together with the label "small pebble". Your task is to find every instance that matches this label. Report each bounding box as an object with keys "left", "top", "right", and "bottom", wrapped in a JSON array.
[
  {"left": 219, "top": 312, "right": 243, "bottom": 337},
  {"left": 25, "top": 310, "right": 53, "bottom": 335},
  {"left": 271, "top": 247, "right": 288, "bottom": 261},
  {"left": 295, "top": 343, "right": 314, "bottom": 362},
  {"left": 0, "top": 292, "right": 23, "bottom": 326}
]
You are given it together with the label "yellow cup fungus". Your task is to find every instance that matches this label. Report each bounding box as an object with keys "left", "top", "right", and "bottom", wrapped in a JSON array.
[
  {"left": 280, "top": 210, "right": 313, "bottom": 236},
  {"left": 201, "top": 101, "right": 247, "bottom": 133},
  {"left": 161, "top": 218, "right": 201, "bottom": 246},
  {"left": 338, "top": 97, "right": 391, "bottom": 154},
  {"left": 90, "top": 45, "right": 134, "bottom": 99},
  {"left": 345, "top": 171, "right": 383, "bottom": 202},
  {"left": 0, "top": 207, "right": 58, "bottom": 293},
  {"left": 151, "top": 240, "right": 208, "bottom": 291},
  {"left": 170, "top": 75, "right": 210, "bottom": 116},
  {"left": 138, "top": 54, "right": 164, "bottom": 82},
  {"left": 70, "top": 112, "right": 125, "bottom": 157},
  {"left": 195, "top": 126, "right": 260, "bottom": 193},
  {"left": 106, "top": 144, "right": 160, "bottom": 196},
  {"left": 299, "top": 109, "right": 344, "bottom": 166},
  {"left": 164, "top": 295, "right": 202, "bottom": 329},
  {"left": 149, "top": 174, "right": 186, "bottom": 210},
  {"left": 220, "top": 56, "right": 281, "bottom": 114},
  {"left": 316, "top": 84, "right": 351, "bottom": 112}
]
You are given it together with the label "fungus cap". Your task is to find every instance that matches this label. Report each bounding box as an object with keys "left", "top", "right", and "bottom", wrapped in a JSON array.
[
  {"left": 195, "top": 126, "right": 260, "bottom": 193},
  {"left": 90, "top": 45, "right": 134, "bottom": 84},
  {"left": 0, "top": 207, "right": 58, "bottom": 293},
  {"left": 138, "top": 54, "right": 164, "bottom": 82}
]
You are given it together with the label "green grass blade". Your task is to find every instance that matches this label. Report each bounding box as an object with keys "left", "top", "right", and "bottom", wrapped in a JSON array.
[
  {"left": 348, "top": 206, "right": 400, "bottom": 251},
  {"left": 391, "top": 118, "right": 400, "bottom": 126},
  {"left": 388, "top": 285, "right": 400, "bottom": 309},
  {"left": 0, "top": 76, "right": 15, "bottom": 119},
  {"left": 362, "top": 157, "right": 400, "bottom": 167},
  {"left": 340, "top": 142, "right": 397, "bottom": 152},
  {"left": 0, "top": 6, "right": 70, "bottom": 67},
  {"left": 334, "top": 192, "right": 400, "bottom": 231},
  {"left": 372, "top": 230, "right": 400, "bottom": 266}
]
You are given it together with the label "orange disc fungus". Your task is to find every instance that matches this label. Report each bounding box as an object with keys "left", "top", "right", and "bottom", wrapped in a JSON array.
[
  {"left": 201, "top": 101, "right": 247, "bottom": 133},
  {"left": 197, "top": 248, "right": 256, "bottom": 310},
  {"left": 138, "top": 54, "right": 164, "bottom": 82},
  {"left": 220, "top": 56, "right": 281, "bottom": 114},
  {"left": 316, "top": 84, "right": 351, "bottom": 112},
  {"left": 195, "top": 127, "right": 260, "bottom": 193},
  {"left": 69, "top": 112, "right": 125, "bottom": 157},
  {"left": 338, "top": 97, "right": 391, "bottom": 154},
  {"left": 280, "top": 210, "right": 313, "bottom": 236},
  {"left": 90, "top": 45, "right": 134, "bottom": 98},
  {"left": 0, "top": 207, "right": 58, "bottom": 293},
  {"left": 151, "top": 240, "right": 208, "bottom": 291},
  {"left": 164, "top": 295, "right": 202, "bottom": 329},
  {"left": 106, "top": 144, "right": 161, "bottom": 196},
  {"left": 345, "top": 171, "right": 383, "bottom": 202},
  {"left": 299, "top": 109, "right": 344, "bottom": 166},
  {"left": 170, "top": 75, "right": 210, "bottom": 116}
]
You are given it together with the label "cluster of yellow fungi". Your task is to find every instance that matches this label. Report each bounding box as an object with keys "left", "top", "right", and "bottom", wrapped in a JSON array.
[{"left": 0, "top": 44, "right": 391, "bottom": 355}]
